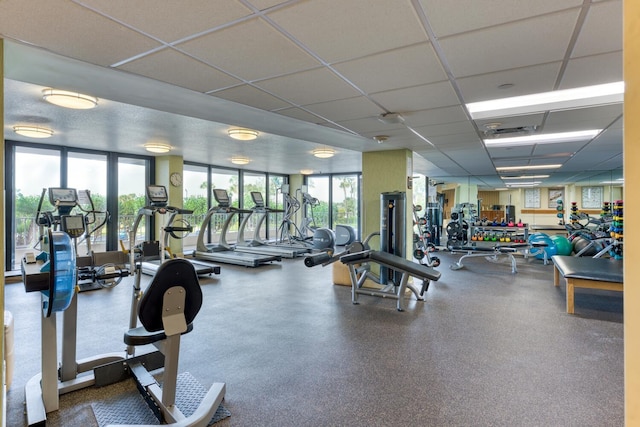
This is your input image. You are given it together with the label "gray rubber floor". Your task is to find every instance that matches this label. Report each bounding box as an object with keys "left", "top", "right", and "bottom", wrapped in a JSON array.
[{"left": 5, "top": 250, "right": 623, "bottom": 426}]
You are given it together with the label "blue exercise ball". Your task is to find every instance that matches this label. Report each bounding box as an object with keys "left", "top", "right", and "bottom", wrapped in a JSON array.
[{"left": 528, "top": 232, "right": 558, "bottom": 260}]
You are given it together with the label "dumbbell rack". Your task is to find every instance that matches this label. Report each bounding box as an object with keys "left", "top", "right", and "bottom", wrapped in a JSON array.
[{"left": 469, "top": 225, "right": 529, "bottom": 248}]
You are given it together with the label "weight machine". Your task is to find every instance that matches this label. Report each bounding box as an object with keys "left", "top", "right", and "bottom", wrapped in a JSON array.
[{"left": 305, "top": 191, "right": 441, "bottom": 311}]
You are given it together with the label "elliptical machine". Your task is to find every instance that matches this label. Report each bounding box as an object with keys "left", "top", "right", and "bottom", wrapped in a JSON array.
[{"left": 277, "top": 185, "right": 335, "bottom": 251}]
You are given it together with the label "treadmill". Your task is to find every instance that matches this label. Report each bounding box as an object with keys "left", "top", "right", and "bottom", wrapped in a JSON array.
[
  {"left": 193, "top": 189, "right": 282, "bottom": 267},
  {"left": 136, "top": 185, "right": 221, "bottom": 277},
  {"left": 235, "top": 191, "right": 310, "bottom": 258}
]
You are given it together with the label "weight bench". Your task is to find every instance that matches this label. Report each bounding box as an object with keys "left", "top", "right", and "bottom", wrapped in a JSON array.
[
  {"left": 340, "top": 250, "right": 441, "bottom": 311},
  {"left": 551, "top": 255, "right": 623, "bottom": 314},
  {"left": 449, "top": 243, "right": 548, "bottom": 273}
]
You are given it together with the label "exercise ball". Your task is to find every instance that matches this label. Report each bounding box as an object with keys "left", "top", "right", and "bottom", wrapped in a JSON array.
[
  {"left": 550, "top": 235, "right": 572, "bottom": 256},
  {"left": 528, "top": 232, "right": 558, "bottom": 260},
  {"left": 572, "top": 235, "right": 604, "bottom": 257}
]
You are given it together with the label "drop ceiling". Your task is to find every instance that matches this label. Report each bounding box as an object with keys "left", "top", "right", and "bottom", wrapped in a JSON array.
[{"left": 1, "top": 0, "right": 623, "bottom": 188}]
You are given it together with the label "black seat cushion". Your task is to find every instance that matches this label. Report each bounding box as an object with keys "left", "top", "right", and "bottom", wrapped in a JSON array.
[
  {"left": 138, "top": 258, "right": 203, "bottom": 332},
  {"left": 551, "top": 255, "right": 623, "bottom": 283}
]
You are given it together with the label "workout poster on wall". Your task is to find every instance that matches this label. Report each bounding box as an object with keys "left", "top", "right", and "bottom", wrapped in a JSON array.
[
  {"left": 524, "top": 188, "right": 540, "bottom": 208},
  {"left": 548, "top": 188, "right": 564, "bottom": 208},
  {"left": 581, "top": 186, "right": 603, "bottom": 209}
]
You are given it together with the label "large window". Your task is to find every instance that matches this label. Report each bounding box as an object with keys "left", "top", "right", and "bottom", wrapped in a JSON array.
[
  {"left": 117, "top": 157, "right": 149, "bottom": 248},
  {"left": 242, "top": 172, "right": 267, "bottom": 242},
  {"left": 183, "top": 164, "right": 209, "bottom": 252},
  {"left": 7, "top": 144, "right": 151, "bottom": 271},
  {"left": 304, "top": 174, "right": 360, "bottom": 237},
  {"left": 305, "top": 176, "right": 330, "bottom": 230},
  {"left": 12, "top": 146, "right": 61, "bottom": 269},
  {"left": 332, "top": 174, "right": 358, "bottom": 230},
  {"left": 210, "top": 168, "right": 239, "bottom": 244},
  {"left": 67, "top": 152, "right": 108, "bottom": 255},
  {"left": 268, "top": 175, "right": 286, "bottom": 241}
]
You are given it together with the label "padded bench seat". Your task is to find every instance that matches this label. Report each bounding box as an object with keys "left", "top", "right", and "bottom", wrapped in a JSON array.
[{"left": 551, "top": 255, "right": 623, "bottom": 314}]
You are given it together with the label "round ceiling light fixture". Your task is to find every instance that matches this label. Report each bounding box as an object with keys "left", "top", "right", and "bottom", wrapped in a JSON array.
[
  {"left": 42, "top": 89, "right": 98, "bottom": 109},
  {"left": 13, "top": 125, "right": 54, "bottom": 138},
  {"left": 300, "top": 169, "right": 314, "bottom": 175},
  {"left": 231, "top": 156, "right": 251, "bottom": 165},
  {"left": 143, "top": 142, "right": 172, "bottom": 154},
  {"left": 228, "top": 128, "right": 259, "bottom": 141},
  {"left": 312, "top": 147, "right": 336, "bottom": 158}
]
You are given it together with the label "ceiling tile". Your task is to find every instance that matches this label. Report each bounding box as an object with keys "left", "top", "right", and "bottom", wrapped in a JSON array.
[
  {"left": 302, "top": 96, "right": 383, "bottom": 123},
  {"left": 414, "top": 121, "right": 477, "bottom": 138},
  {"left": 118, "top": 48, "right": 241, "bottom": 93},
  {"left": 439, "top": 10, "right": 579, "bottom": 77},
  {"left": 419, "top": 0, "right": 583, "bottom": 37},
  {"left": 544, "top": 104, "right": 623, "bottom": 133},
  {"left": 178, "top": 17, "right": 320, "bottom": 81},
  {"left": 333, "top": 43, "right": 447, "bottom": 93},
  {"left": 370, "top": 81, "right": 459, "bottom": 113},
  {"left": 572, "top": 0, "right": 622, "bottom": 58},
  {"left": 266, "top": 0, "right": 428, "bottom": 63},
  {"left": 211, "top": 84, "right": 292, "bottom": 111},
  {"left": 0, "top": 1, "right": 160, "bottom": 66},
  {"left": 403, "top": 106, "right": 468, "bottom": 127},
  {"left": 255, "top": 67, "right": 361, "bottom": 105},
  {"left": 457, "top": 62, "right": 562, "bottom": 103},
  {"left": 245, "top": 0, "right": 295, "bottom": 10},
  {"left": 274, "top": 107, "right": 331, "bottom": 124},
  {"left": 559, "top": 51, "right": 622, "bottom": 89},
  {"left": 428, "top": 132, "right": 483, "bottom": 149},
  {"left": 78, "top": 0, "right": 252, "bottom": 42},
  {"left": 335, "top": 117, "right": 405, "bottom": 135}
]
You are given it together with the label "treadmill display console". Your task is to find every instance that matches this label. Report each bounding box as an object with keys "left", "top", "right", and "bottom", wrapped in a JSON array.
[
  {"left": 213, "top": 189, "right": 230, "bottom": 207},
  {"left": 147, "top": 185, "right": 168, "bottom": 203}
]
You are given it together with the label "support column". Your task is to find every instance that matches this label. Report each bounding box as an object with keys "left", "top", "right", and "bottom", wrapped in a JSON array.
[
  {"left": 155, "top": 155, "right": 184, "bottom": 256},
  {"left": 362, "top": 149, "right": 413, "bottom": 257},
  {"left": 624, "top": 1, "right": 640, "bottom": 423}
]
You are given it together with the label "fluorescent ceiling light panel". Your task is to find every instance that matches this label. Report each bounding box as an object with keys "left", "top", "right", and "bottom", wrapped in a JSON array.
[
  {"left": 500, "top": 175, "right": 549, "bottom": 180},
  {"left": 496, "top": 164, "right": 562, "bottom": 171},
  {"left": 484, "top": 130, "right": 601, "bottom": 147},
  {"left": 467, "top": 81, "right": 624, "bottom": 120},
  {"left": 506, "top": 182, "right": 541, "bottom": 187}
]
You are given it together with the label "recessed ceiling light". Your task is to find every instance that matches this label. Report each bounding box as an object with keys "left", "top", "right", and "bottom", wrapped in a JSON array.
[
  {"left": 228, "top": 128, "right": 258, "bottom": 141},
  {"left": 467, "top": 81, "right": 624, "bottom": 120},
  {"left": 312, "top": 147, "right": 336, "bottom": 158},
  {"left": 231, "top": 156, "right": 251, "bottom": 165},
  {"left": 496, "top": 164, "right": 562, "bottom": 171},
  {"left": 300, "top": 169, "right": 314, "bottom": 175},
  {"left": 484, "top": 130, "right": 601, "bottom": 147},
  {"left": 143, "top": 142, "right": 172, "bottom": 153},
  {"left": 42, "top": 89, "right": 98, "bottom": 109},
  {"left": 13, "top": 125, "right": 54, "bottom": 138}
]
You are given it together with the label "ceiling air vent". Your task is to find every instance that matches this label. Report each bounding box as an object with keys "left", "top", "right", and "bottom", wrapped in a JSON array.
[{"left": 483, "top": 125, "right": 538, "bottom": 137}]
